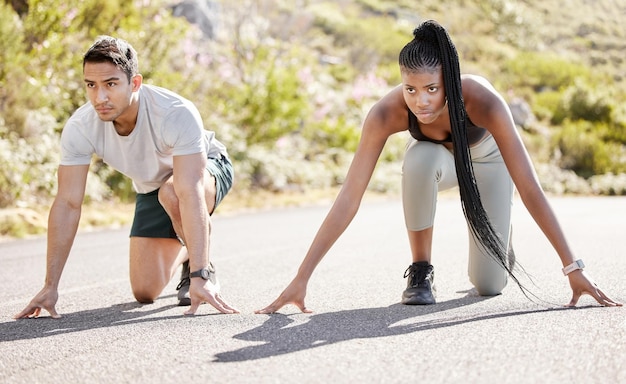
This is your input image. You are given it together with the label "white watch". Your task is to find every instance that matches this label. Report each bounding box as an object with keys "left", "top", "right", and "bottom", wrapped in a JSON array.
[{"left": 562, "top": 259, "right": 585, "bottom": 276}]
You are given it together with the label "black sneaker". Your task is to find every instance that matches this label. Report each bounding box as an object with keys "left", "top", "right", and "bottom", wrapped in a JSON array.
[
  {"left": 176, "top": 260, "right": 191, "bottom": 306},
  {"left": 402, "top": 262, "right": 436, "bottom": 305}
]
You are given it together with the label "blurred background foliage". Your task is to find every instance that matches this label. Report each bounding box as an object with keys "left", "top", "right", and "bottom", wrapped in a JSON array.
[{"left": 1, "top": 0, "right": 625, "bottom": 236}]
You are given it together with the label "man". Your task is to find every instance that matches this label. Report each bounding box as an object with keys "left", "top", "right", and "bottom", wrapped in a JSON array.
[{"left": 14, "top": 36, "right": 238, "bottom": 318}]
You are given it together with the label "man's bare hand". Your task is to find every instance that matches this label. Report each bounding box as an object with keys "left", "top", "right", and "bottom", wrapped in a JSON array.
[
  {"left": 184, "top": 278, "right": 239, "bottom": 315},
  {"left": 14, "top": 287, "right": 61, "bottom": 319}
]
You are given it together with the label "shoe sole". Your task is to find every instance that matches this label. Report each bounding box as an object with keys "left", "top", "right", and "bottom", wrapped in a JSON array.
[
  {"left": 401, "top": 285, "right": 437, "bottom": 305},
  {"left": 401, "top": 296, "right": 436, "bottom": 305}
]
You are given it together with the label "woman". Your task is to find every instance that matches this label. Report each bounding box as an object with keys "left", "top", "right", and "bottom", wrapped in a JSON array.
[{"left": 256, "top": 20, "right": 621, "bottom": 313}]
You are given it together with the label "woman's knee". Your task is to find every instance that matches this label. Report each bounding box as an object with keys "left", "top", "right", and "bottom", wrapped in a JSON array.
[
  {"left": 403, "top": 142, "right": 444, "bottom": 177},
  {"left": 473, "top": 279, "right": 507, "bottom": 296},
  {"left": 470, "top": 268, "right": 508, "bottom": 296}
]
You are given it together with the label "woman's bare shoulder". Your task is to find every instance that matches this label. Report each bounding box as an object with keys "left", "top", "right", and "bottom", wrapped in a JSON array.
[
  {"left": 461, "top": 74, "right": 505, "bottom": 112},
  {"left": 461, "top": 74, "right": 498, "bottom": 96},
  {"left": 365, "top": 85, "right": 408, "bottom": 134},
  {"left": 462, "top": 74, "right": 513, "bottom": 133}
]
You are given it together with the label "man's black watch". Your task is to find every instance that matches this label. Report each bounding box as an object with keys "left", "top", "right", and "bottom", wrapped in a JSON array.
[
  {"left": 189, "top": 262, "right": 216, "bottom": 281},
  {"left": 190, "top": 268, "right": 211, "bottom": 280}
]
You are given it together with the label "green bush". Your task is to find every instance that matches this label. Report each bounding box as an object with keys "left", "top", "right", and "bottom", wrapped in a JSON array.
[
  {"left": 0, "top": 2, "right": 40, "bottom": 136},
  {"left": 531, "top": 90, "right": 561, "bottom": 122},
  {"left": 504, "top": 52, "right": 593, "bottom": 92},
  {"left": 553, "top": 120, "right": 626, "bottom": 178},
  {"left": 230, "top": 45, "right": 310, "bottom": 147},
  {"left": 583, "top": 92, "right": 626, "bottom": 145},
  {"left": 552, "top": 81, "right": 612, "bottom": 125},
  {"left": 0, "top": 111, "right": 59, "bottom": 208},
  {"left": 309, "top": 3, "right": 407, "bottom": 73},
  {"left": 305, "top": 116, "right": 361, "bottom": 153}
]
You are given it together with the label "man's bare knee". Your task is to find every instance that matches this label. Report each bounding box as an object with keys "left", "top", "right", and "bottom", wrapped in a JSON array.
[
  {"left": 132, "top": 287, "right": 158, "bottom": 304},
  {"left": 129, "top": 237, "right": 182, "bottom": 304},
  {"left": 158, "top": 182, "right": 178, "bottom": 213}
]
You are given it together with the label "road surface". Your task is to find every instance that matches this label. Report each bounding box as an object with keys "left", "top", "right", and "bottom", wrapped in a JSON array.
[{"left": 1, "top": 195, "right": 624, "bottom": 383}]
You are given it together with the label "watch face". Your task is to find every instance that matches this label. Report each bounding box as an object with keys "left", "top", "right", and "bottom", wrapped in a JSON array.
[{"left": 200, "top": 268, "right": 210, "bottom": 280}]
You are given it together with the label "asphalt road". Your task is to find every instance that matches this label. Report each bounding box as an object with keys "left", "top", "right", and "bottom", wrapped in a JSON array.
[{"left": 1, "top": 195, "right": 624, "bottom": 384}]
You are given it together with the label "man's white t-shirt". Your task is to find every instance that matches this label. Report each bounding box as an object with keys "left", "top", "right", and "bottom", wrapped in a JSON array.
[{"left": 60, "top": 84, "right": 227, "bottom": 194}]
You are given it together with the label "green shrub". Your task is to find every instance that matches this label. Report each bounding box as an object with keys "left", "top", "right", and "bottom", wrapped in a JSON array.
[
  {"left": 0, "top": 2, "right": 41, "bottom": 136},
  {"left": 504, "top": 52, "right": 593, "bottom": 92},
  {"left": 592, "top": 100, "right": 626, "bottom": 145},
  {"left": 531, "top": 90, "right": 561, "bottom": 122},
  {"left": 0, "top": 111, "right": 59, "bottom": 208},
  {"left": 305, "top": 116, "right": 361, "bottom": 153},
  {"left": 310, "top": 3, "right": 407, "bottom": 72},
  {"left": 553, "top": 120, "right": 625, "bottom": 178},
  {"left": 552, "top": 81, "right": 612, "bottom": 125},
  {"left": 232, "top": 46, "right": 310, "bottom": 147}
]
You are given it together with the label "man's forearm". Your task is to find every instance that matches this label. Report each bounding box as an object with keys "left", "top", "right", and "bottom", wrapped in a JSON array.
[
  {"left": 172, "top": 153, "right": 210, "bottom": 273},
  {"left": 179, "top": 189, "right": 209, "bottom": 272},
  {"left": 44, "top": 200, "right": 81, "bottom": 289}
]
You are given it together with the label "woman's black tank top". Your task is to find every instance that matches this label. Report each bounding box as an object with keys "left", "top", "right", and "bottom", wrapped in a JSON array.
[{"left": 407, "top": 109, "right": 481, "bottom": 144}]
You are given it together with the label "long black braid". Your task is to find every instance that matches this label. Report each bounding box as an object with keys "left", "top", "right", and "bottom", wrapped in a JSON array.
[{"left": 399, "top": 20, "right": 530, "bottom": 294}]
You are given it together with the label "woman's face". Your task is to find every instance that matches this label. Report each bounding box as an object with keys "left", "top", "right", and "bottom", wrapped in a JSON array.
[{"left": 401, "top": 66, "right": 447, "bottom": 125}]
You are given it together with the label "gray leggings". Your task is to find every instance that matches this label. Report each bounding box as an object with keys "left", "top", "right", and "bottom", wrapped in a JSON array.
[{"left": 402, "top": 135, "right": 514, "bottom": 295}]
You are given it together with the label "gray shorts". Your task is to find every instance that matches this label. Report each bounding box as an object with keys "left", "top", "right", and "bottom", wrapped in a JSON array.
[{"left": 130, "top": 155, "right": 234, "bottom": 239}]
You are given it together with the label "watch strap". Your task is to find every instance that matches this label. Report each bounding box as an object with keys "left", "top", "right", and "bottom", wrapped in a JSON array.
[
  {"left": 189, "top": 263, "right": 216, "bottom": 279},
  {"left": 190, "top": 268, "right": 207, "bottom": 279},
  {"left": 562, "top": 259, "right": 585, "bottom": 276}
]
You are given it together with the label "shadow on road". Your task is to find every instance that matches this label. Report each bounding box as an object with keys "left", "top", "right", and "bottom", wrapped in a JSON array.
[
  {"left": 2, "top": 292, "right": 588, "bottom": 359},
  {"left": 0, "top": 295, "right": 196, "bottom": 343},
  {"left": 214, "top": 294, "right": 581, "bottom": 363}
]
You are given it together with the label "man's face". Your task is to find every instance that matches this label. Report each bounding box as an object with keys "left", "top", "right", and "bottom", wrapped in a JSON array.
[{"left": 83, "top": 61, "right": 140, "bottom": 122}]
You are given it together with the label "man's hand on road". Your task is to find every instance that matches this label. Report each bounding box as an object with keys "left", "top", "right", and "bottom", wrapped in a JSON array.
[{"left": 184, "top": 278, "right": 239, "bottom": 315}]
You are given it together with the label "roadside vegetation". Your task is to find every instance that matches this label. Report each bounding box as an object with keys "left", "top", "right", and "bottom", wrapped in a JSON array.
[{"left": 1, "top": 0, "right": 625, "bottom": 238}]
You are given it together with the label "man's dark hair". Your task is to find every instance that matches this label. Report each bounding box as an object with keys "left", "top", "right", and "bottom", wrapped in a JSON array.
[{"left": 83, "top": 36, "right": 138, "bottom": 83}]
